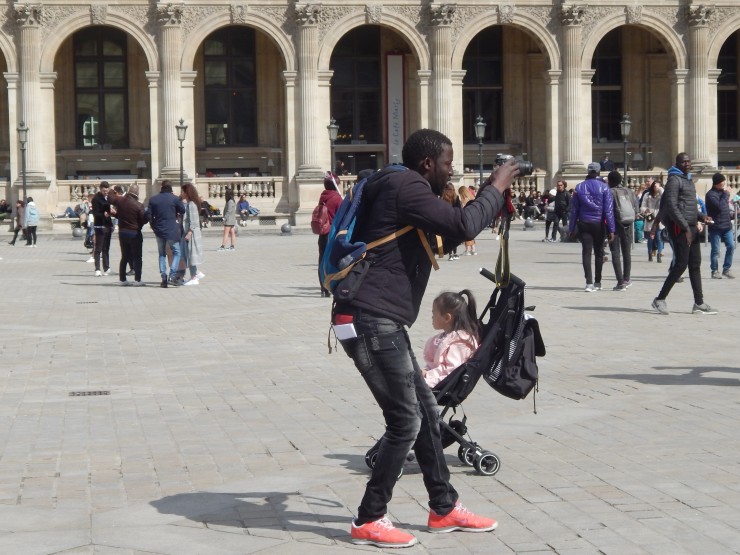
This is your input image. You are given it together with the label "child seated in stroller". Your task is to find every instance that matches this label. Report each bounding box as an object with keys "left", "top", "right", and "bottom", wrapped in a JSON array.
[{"left": 422, "top": 290, "right": 480, "bottom": 388}]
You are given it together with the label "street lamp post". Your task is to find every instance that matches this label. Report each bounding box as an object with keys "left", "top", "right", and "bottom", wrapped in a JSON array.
[
  {"left": 620, "top": 114, "right": 632, "bottom": 187},
  {"left": 175, "top": 118, "right": 187, "bottom": 187},
  {"left": 17, "top": 121, "right": 28, "bottom": 202},
  {"left": 327, "top": 118, "right": 339, "bottom": 173},
  {"left": 474, "top": 115, "right": 486, "bottom": 187}
]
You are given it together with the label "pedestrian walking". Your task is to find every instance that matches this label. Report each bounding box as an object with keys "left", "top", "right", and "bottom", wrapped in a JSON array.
[
  {"left": 23, "top": 197, "right": 39, "bottom": 247},
  {"left": 147, "top": 180, "right": 185, "bottom": 288},
  {"left": 180, "top": 183, "right": 206, "bottom": 286},
  {"left": 705, "top": 172, "right": 735, "bottom": 279},
  {"left": 109, "top": 184, "right": 147, "bottom": 286}
]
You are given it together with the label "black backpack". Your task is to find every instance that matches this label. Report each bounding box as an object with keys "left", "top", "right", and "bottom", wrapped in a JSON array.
[{"left": 475, "top": 272, "right": 546, "bottom": 412}]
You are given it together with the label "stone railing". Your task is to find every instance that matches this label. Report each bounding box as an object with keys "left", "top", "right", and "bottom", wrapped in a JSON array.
[
  {"left": 57, "top": 178, "right": 148, "bottom": 204},
  {"left": 195, "top": 176, "right": 279, "bottom": 200}
]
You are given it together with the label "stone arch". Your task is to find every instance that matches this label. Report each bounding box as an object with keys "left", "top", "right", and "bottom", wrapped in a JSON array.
[
  {"left": 451, "top": 12, "right": 560, "bottom": 71},
  {"left": 708, "top": 15, "right": 740, "bottom": 67},
  {"left": 0, "top": 31, "right": 17, "bottom": 73},
  {"left": 581, "top": 12, "right": 686, "bottom": 71},
  {"left": 317, "top": 12, "right": 430, "bottom": 71},
  {"left": 181, "top": 11, "right": 295, "bottom": 72},
  {"left": 40, "top": 12, "right": 158, "bottom": 73}
]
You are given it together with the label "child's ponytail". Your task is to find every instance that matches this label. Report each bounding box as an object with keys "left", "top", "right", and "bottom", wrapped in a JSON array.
[{"left": 434, "top": 289, "right": 479, "bottom": 341}]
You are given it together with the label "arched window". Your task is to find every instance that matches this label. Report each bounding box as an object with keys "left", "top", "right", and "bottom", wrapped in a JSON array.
[
  {"left": 462, "top": 27, "right": 503, "bottom": 143},
  {"left": 74, "top": 27, "right": 128, "bottom": 148},
  {"left": 592, "top": 29, "right": 622, "bottom": 142},
  {"left": 718, "top": 32, "right": 738, "bottom": 141},
  {"left": 203, "top": 27, "right": 257, "bottom": 146},
  {"left": 330, "top": 26, "right": 382, "bottom": 145}
]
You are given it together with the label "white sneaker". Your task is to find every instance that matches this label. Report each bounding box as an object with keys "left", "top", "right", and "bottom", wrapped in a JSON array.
[
  {"left": 95, "top": 270, "right": 102, "bottom": 277},
  {"left": 103, "top": 269, "right": 111, "bottom": 276},
  {"left": 86, "top": 257, "right": 94, "bottom": 263},
  {"left": 184, "top": 278, "right": 199, "bottom": 286},
  {"left": 585, "top": 283, "right": 595, "bottom": 292},
  {"left": 196, "top": 272, "right": 206, "bottom": 280},
  {"left": 132, "top": 281, "right": 146, "bottom": 287}
]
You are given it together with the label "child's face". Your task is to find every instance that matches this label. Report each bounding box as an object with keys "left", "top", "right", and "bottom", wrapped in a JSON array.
[{"left": 432, "top": 303, "right": 452, "bottom": 332}]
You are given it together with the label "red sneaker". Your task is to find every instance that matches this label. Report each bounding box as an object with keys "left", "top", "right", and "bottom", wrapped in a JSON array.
[
  {"left": 350, "top": 516, "right": 418, "bottom": 548},
  {"left": 428, "top": 502, "right": 498, "bottom": 533}
]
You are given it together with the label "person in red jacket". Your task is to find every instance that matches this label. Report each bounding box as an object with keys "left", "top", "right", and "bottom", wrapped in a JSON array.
[{"left": 318, "top": 172, "right": 343, "bottom": 296}]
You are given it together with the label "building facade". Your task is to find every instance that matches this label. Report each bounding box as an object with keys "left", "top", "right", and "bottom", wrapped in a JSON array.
[{"left": 1, "top": 1, "right": 740, "bottom": 223}]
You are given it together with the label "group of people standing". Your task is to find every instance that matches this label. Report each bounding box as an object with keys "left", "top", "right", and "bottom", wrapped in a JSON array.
[
  {"left": 87, "top": 180, "right": 205, "bottom": 288},
  {"left": 7, "top": 197, "right": 39, "bottom": 247}
]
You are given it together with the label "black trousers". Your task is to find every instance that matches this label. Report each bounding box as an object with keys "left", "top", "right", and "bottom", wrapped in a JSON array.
[
  {"left": 657, "top": 225, "right": 704, "bottom": 305},
  {"left": 94, "top": 226, "right": 112, "bottom": 271},
  {"left": 318, "top": 233, "right": 328, "bottom": 293},
  {"left": 119, "top": 231, "right": 143, "bottom": 282},
  {"left": 609, "top": 224, "right": 633, "bottom": 284},
  {"left": 577, "top": 221, "right": 605, "bottom": 284}
]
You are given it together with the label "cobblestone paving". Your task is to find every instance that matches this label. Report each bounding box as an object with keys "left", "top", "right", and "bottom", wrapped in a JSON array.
[{"left": 0, "top": 225, "right": 738, "bottom": 554}]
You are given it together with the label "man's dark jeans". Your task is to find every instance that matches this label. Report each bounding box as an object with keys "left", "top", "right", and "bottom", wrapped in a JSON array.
[
  {"left": 119, "top": 230, "right": 143, "bottom": 282},
  {"left": 340, "top": 311, "right": 458, "bottom": 523},
  {"left": 657, "top": 225, "right": 704, "bottom": 305},
  {"left": 577, "top": 221, "right": 605, "bottom": 284},
  {"left": 94, "top": 226, "right": 112, "bottom": 272},
  {"left": 609, "top": 223, "right": 633, "bottom": 284}
]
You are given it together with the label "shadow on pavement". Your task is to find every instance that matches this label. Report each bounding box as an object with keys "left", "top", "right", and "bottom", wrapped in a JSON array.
[
  {"left": 595, "top": 365, "right": 740, "bottom": 386},
  {"left": 151, "top": 491, "right": 346, "bottom": 538},
  {"left": 561, "top": 305, "right": 653, "bottom": 313}
]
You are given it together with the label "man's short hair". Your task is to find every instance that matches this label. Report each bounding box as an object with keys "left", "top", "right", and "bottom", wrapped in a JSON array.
[
  {"left": 402, "top": 129, "right": 452, "bottom": 171},
  {"left": 607, "top": 170, "right": 622, "bottom": 186},
  {"left": 128, "top": 184, "right": 139, "bottom": 196},
  {"left": 99, "top": 181, "right": 110, "bottom": 189}
]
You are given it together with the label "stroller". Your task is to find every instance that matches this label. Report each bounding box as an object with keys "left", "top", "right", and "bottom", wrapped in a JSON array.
[{"left": 364, "top": 269, "right": 545, "bottom": 478}]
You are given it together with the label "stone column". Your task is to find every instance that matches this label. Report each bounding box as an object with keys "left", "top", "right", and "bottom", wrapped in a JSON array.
[
  {"left": 15, "top": 4, "right": 45, "bottom": 179},
  {"left": 156, "top": 2, "right": 185, "bottom": 179},
  {"left": 559, "top": 4, "right": 586, "bottom": 172},
  {"left": 296, "top": 4, "right": 322, "bottom": 177},
  {"left": 417, "top": 70, "right": 432, "bottom": 129},
  {"left": 450, "top": 69, "right": 466, "bottom": 167},
  {"left": 686, "top": 5, "right": 714, "bottom": 169},
  {"left": 146, "top": 71, "right": 161, "bottom": 198},
  {"left": 671, "top": 69, "right": 689, "bottom": 157},
  {"left": 545, "top": 70, "right": 562, "bottom": 178},
  {"left": 430, "top": 5, "right": 455, "bottom": 138},
  {"left": 708, "top": 68, "right": 722, "bottom": 168},
  {"left": 282, "top": 71, "right": 299, "bottom": 213}
]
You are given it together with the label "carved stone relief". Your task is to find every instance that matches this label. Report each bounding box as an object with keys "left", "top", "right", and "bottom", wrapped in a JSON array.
[
  {"left": 15, "top": 3, "right": 43, "bottom": 27},
  {"left": 686, "top": 4, "right": 714, "bottom": 27},
  {"left": 365, "top": 5, "right": 382, "bottom": 25},
  {"left": 181, "top": 6, "right": 221, "bottom": 36},
  {"left": 317, "top": 6, "right": 356, "bottom": 36},
  {"left": 560, "top": 4, "right": 586, "bottom": 26},
  {"left": 157, "top": 2, "right": 185, "bottom": 26},
  {"left": 499, "top": 3, "right": 516, "bottom": 25},
  {"left": 295, "top": 4, "right": 322, "bottom": 26},
  {"left": 431, "top": 4, "right": 456, "bottom": 27},
  {"left": 231, "top": 4, "right": 249, "bottom": 25},
  {"left": 90, "top": 4, "right": 107, "bottom": 25},
  {"left": 625, "top": 6, "right": 642, "bottom": 25}
]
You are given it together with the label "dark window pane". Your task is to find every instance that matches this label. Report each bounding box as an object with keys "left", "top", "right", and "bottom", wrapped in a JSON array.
[
  {"left": 104, "top": 94, "right": 126, "bottom": 146},
  {"left": 204, "top": 37, "right": 225, "bottom": 56},
  {"left": 102, "top": 39, "right": 124, "bottom": 57},
  {"left": 233, "top": 89, "right": 256, "bottom": 144},
  {"left": 718, "top": 90, "right": 738, "bottom": 140},
  {"left": 76, "top": 63, "right": 98, "bottom": 88},
  {"left": 205, "top": 61, "right": 227, "bottom": 86},
  {"left": 462, "top": 27, "right": 503, "bottom": 141},
  {"left": 103, "top": 62, "right": 125, "bottom": 87},
  {"left": 75, "top": 37, "right": 96, "bottom": 56},
  {"left": 232, "top": 60, "right": 255, "bottom": 87}
]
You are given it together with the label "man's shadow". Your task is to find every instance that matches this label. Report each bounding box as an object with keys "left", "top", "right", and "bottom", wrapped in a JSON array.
[
  {"left": 151, "top": 491, "right": 347, "bottom": 539},
  {"left": 595, "top": 365, "right": 740, "bottom": 386}
]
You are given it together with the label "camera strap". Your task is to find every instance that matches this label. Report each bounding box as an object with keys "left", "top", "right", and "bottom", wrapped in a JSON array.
[{"left": 494, "top": 209, "right": 512, "bottom": 287}]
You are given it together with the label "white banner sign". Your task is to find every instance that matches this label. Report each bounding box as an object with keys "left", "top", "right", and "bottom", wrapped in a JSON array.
[{"left": 386, "top": 54, "right": 405, "bottom": 165}]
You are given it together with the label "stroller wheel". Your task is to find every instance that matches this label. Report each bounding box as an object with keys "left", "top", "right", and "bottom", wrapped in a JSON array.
[
  {"left": 365, "top": 446, "right": 380, "bottom": 470},
  {"left": 474, "top": 451, "right": 501, "bottom": 476},
  {"left": 365, "top": 445, "right": 404, "bottom": 479},
  {"left": 458, "top": 444, "right": 477, "bottom": 466}
]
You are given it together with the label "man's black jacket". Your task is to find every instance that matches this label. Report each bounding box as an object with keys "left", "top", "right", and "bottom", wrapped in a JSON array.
[{"left": 338, "top": 167, "right": 504, "bottom": 326}]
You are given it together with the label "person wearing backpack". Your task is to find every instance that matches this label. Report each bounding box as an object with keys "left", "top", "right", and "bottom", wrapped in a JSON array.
[
  {"left": 607, "top": 170, "right": 639, "bottom": 291},
  {"left": 333, "top": 129, "right": 519, "bottom": 548},
  {"left": 315, "top": 172, "right": 342, "bottom": 296},
  {"left": 568, "top": 163, "right": 616, "bottom": 292}
]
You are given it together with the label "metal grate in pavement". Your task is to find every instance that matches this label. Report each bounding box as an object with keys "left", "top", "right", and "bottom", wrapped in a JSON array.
[{"left": 69, "top": 391, "right": 110, "bottom": 396}]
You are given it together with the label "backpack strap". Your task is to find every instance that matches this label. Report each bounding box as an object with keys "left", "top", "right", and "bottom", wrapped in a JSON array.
[{"left": 416, "top": 229, "right": 441, "bottom": 271}]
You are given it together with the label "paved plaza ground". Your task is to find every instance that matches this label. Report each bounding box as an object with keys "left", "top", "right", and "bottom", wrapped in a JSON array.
[{"left": 0, "top": 223, "right": 738, "bottom": 554}]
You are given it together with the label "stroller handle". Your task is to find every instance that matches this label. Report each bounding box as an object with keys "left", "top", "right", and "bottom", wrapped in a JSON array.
[{"left": 479, "top": 267, "right": 496, "bottom": 282}]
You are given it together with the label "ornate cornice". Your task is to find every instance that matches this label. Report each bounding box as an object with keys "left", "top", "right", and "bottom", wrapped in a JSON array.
[
  {"left": 560, "top": 4, "right": 585, "bottom": 26},
  {"left": 15, "top": 3, "right": 43, "bottom": 27},
  {"left": 431, "top": 4, "right": 456, "bottom": 27},
  {"left": 157, "top": 2, "right": 185, "bottom": 26},
  {"left": 687, "top": 4, "right": 714, "bottom": 27},
  {"left": 296, "top": 3, "right": 322, "bottom": 26}
]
